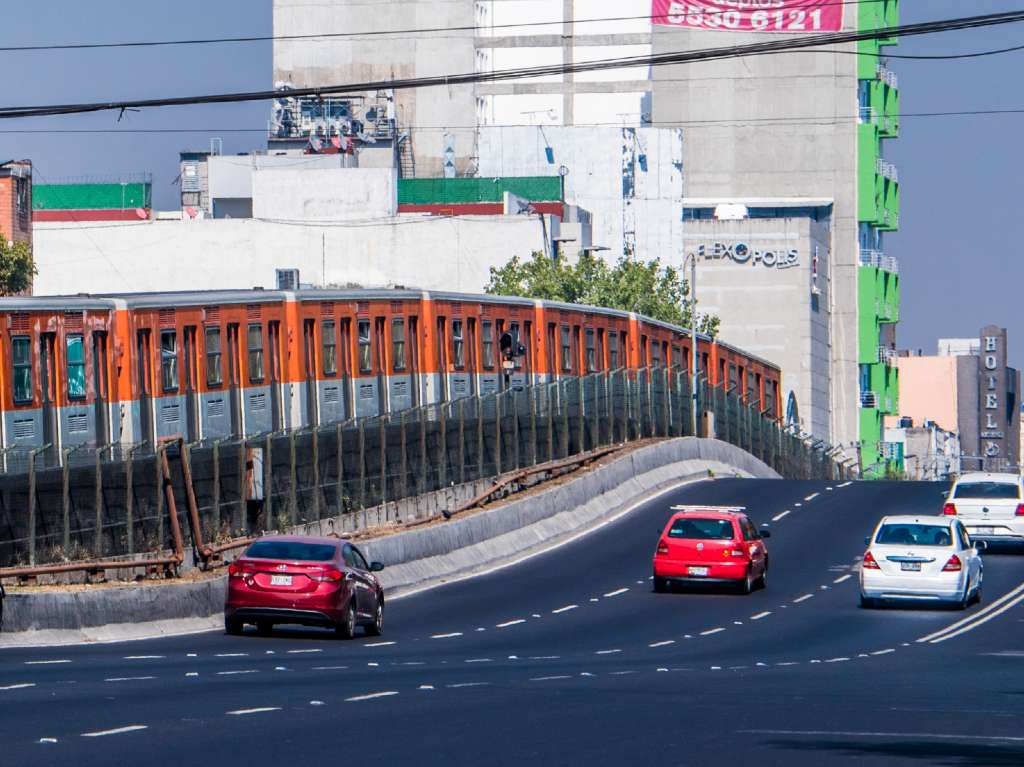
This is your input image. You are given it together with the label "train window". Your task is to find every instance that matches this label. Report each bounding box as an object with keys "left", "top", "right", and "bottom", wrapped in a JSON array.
[
  {"left": 560, "top": 325, "right": 571, "bottom": 372},
  {"left": 608, "top": 332, "right": 619, "bottom": 369},
  {"left": 585, "top": 328, "right": 596, "bottom": 372},
  {"left": 451, "top": 320, "right": 465, "bottom": 369},
  {"left": 322, "top": 320, "right": 337, "bottom": 376},
  {"left": 650, "top": 340, "right": 661, "bottom": 368},
  {"left": 358, "top": 320, "right": 372, "bottom": 373},
  {"left": 66, "top": 335, "right": 86, "bottom": 400},
  {"left": 247, "top": 323, "right": 264, "bottom": 383},
  {"left": 719, "top": 359, "right": 727, "bottom": 387},
  {"left": 160, "top": 330, "right": 179, "bottom": 392},
  {"left": 205, "top": 327, "right": 222, "bottom": 386},
  {"left": 672, "top": 345, "right": 682, "bottom": 369},
  {"left": 510, "top": 322, "right": 523, "bottom": 370},
  {"left": 596, "top": 329, "right": 605, "bottom": 371},
  {"left": 12, "top": 336, "right": 32, "bottom": 404},
  {"left": 481, "top": 320, "right": 494, "bottom": 369},
  {"left": 729, "top": 363, "right": 738, "bottom": 392},
  {"left": 392, "top": 318, "right": 407, "bottom": 372}
]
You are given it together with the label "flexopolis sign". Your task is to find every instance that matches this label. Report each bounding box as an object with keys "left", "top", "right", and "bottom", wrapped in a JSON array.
[
  {"left": 687, "top": 241, "right": 799, "bottom": 269},
  {"left": 652, "top": 1, "right": 843, "bottom": 33}
]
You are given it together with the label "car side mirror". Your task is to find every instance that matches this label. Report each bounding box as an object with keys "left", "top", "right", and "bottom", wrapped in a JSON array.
[
  {"left": 370, "top": 561, "right": 385, "bottom": 572},
  {"left": 758, "top": 529, "right": 771, "bottom": 539},
  {"left": 974, "top": 540, "right": 988, "bottom": 552}
]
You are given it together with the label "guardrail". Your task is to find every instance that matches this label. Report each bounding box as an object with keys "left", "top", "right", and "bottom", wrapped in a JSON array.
[{"left": 0, "top": 370, "right": 853, "bottom": 576}]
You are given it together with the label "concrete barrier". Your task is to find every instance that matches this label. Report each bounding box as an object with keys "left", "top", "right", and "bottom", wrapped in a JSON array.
[{"left": 0, "top": 438, "right": 776, "bottom": 645}]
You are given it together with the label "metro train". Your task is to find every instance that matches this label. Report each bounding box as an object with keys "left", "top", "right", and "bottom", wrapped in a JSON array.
[{"left": 0, "top": 289, "right": 783, "bottom": 451}]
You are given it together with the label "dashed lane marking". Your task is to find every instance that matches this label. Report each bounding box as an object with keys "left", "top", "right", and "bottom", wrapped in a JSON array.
[
  {"left": 833, "top": 574, "right": 853, "bottom": 584},
  {"left": 794, "top": 503, "right": 803, "bottom": 508},
  {"left": 0, "top": 683, "right": 36, "bottom": 691},
  {"left": 700, "top": 628, "right": 725, "bottom": 636},
  {"left": 123, "top": 656, "right": 164, "bottom": 660},
  {"left": 529, "top": 656, "right": 561, "bottom": 660},
  {"left": 649, "top": 640, "right": 675, "bottom": 648},
  {"left": 345, "top": 691, "right": 399, "bottom": 702},
  {"left": 465, "top": 658, "right": 493, "bottom": 663},
  {"left": 603, "top": 588, "right": 629, "bottom": 598},
  {"left": 531, "top": 675, "right": 571, "bottom": 682},
  {"left": 792, "top": 594, "right": 814, "bottom": 604},
  {"left": 215, "top": 653, "right": 248, "bottom": 658},
  {"left": 431, "top": 632, "right": 463, "bottom": 639},
  {"left": 447, "top": 682, "right": 490, "bottom": 688},
  {"left": 771, "top": 511, "right": 790, "bottom": 522},
  {"left": 825, "top": 657, "right": 850, "bottom": 663},
  {"left": 364, "top": 641, "right": 396, "bottom": 647},
  {"left": 775, "top": 662, "right": 799, "bottom": 667},
  {"left": 838, "top": 481, "right": 853, "bottom": 487},
  {"left": 496, "top": 619, "right": 526, "bottom": 628},
  {"left": 287, "top": 649, "right": 323, "bottom": 654},
  {"left": 217, "top": 670, "right": 258, "bottom": 676},
  {"left": 24, "top": 660, "right": 71, "bottom": 665},
  {"left": 595, "top": 649, "right": 622, "bottom": 655},
  {"left": 227, "top": 708, "right": 280, "bottom": 716},
  {"left": 105, "top": 677, "right": 156, "bottom": 683},
  {"left": 804, "top": 493, "right": 820, "bottom": 501},
  {"left": 81, "top": 725, "right": 148, "bottom": 738},
  {"left": 418, "top": 685, "right": 435, "bottom": 690},
  {"left": 750, "top": 611, "right": 771, "bottom": 621},
  {"left": 312, "top": 665, "right": 348, "bottom": 671},
  {"left": 551, "top": 604, "right": 578, "bottom": 614},
  {"left": 740, "top": 729, "right": 1024, "bottom": 744}
]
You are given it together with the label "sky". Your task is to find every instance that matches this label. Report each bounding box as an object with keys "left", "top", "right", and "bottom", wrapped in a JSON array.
[{"left": 1, "top": 0, "right": 1023, "bottom": 367}]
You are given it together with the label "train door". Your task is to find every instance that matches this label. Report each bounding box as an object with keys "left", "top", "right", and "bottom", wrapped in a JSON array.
[
  {"left": 522, "top": 320, "right": 533, "bottom": 385},
  {"left": 183, "top": 326, "right": 200, "bottom": 441},
  {"left": 572, "top": 326, "right": 581, "bottom": 376},
  {"left": 408, "top": 316, "right": 420, "bottom": 407},
  {"left": 546, "top": 323, "right": 557, "bottom": 382},
  {"left": 509, "top": 321, "right": 527, "bottom": 391},
  {"left": 92, "top": 332, "right": 110, "bottom": 445},
  {"left": 226, "top": 323, "right": 243, "bottom": 437},
  {"left": 436, "top": 316, "right": 449, "bottom": 402},
  {"left": 339, "top": 318, "right": 353, "bottom": 418},
  {"left": 39, "top": 333, "right": 59, "bottom": 451},
  {"left": 466, "top": 318, "right": 478, "bottom": 396},
  {"left": 136, "top": 329, "right": 155, "bottom": 446},
  {"left": 303, "top": 319, "right": 319, "bottom": 426},
  {"left": 374, "top": 317, "right": 388, "bottom": 415},
  {"left": 268, "top": 320, "right": 283, "bottom": 431}
]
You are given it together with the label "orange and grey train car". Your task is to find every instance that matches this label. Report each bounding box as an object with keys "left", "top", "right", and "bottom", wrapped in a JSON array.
[{"left": 0, "top": 288, "right": 783, "bottom": 451}]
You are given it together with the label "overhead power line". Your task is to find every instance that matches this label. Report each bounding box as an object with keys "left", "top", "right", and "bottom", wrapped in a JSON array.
[
  {"left": 0, "top": 0, "right": 882, "bottom": 53},
  {"left": 3, "top": 9, "right": 1024, "bottom": 120}
]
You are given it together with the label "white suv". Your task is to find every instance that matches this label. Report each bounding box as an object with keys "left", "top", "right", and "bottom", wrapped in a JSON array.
[{"left": 944, "top": 472, "right": 1024, "bottom": 548}]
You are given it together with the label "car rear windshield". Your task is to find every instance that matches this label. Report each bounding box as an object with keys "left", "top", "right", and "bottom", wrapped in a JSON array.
[
  {"left": 875, "top": 524, "right": 953, "bottom": 547},
  {"left": 667, "top": 518, "right": 735, "bottom": 540},
  {"left": 953, "top": 481, "right": 1019, "bottom": 500},
  {"left": 245, "top": 541, "right": 338, "bottom": 562}
]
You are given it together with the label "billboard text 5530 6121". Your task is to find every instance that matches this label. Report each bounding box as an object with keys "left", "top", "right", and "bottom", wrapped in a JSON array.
[{"left": 651, "top": 0, "right": 843, "bottom": 33}]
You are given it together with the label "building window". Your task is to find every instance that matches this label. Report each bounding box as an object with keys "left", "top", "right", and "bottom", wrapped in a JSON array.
[
  {"left": 247, "top": 323, "right": 264, "bottom": 383},
  {"left": 584, "top": 328, "right": 596, "bottom": 372},
  {"left": 66, "top": 335, "right": 86, "bottom": 400},
  {"left": 205, "top": 327, "right": 222, "bottom": 386},
  {"left": 561, "top": 325, "right": 571, "bottom": 372},
  {"left": 322, "top": 320, "right": 337, "bottom": 376},
  {"left": 481, "top": 320, "right": 494, "bottom": 369},
  {"left": 12, "top": 336, "right": 32, "bottom": 403},
  {"left": 358, "top": 320, "right": 371, "bottom": 373},
  {"left": 609, "top": 333, "right": 619, "bottom": 369},
  {"left": 451, "top": 320, "right": 465, "bottom": 369},
  {"left": 392, "top": 318, "right": 406, "bottom": 372},
  {"left": 160, "top": 330, "right": 178, "bottom": 392}
]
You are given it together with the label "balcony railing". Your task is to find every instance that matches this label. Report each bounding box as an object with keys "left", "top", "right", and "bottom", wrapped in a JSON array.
[
  {"left": 876, "top": 158, "right": 899, "bottom": 183},
  {"left": 861, "top": 391, "right": 879, "bottom": 408},
  {"left": 876, "top": 64, "right": 899, "bottom": 89},
  {"left": 858, "top": 106, "right": 877, "bottom": 125},
  {"left": 859, "top": 249, "right": 900, "bottom": 274},
  {"left": 878, "top": 347, "right": 898, "bottom": 366}
]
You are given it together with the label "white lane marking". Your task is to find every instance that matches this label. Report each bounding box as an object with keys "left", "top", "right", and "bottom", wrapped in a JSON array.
[
  {"left": 312, "top": 665, "right": 348, "bottom": 671},
  {"left": 123, "top": 655, "right": 164, "bottom": 660},
  {"left": 394, "top": 475, "right": 712, "bottom": 601},
  {"left": 447, "top": 682, "right": 490, "bottom": 688},
  {"left": 826, "top": 487, "right": 833, "bottom": 491},
  {"left": 227, "top": 707, "right": 281, "bottom": 716},
  {"left": 595, "top": 649, "right": 621, "bottom": 655},
  {"left": 825, "top": 657, "right": 850, "bottom": 663},
  {"left": 551, "top": 604, "right": 578, "bottom": 614},
  {"left": 636, "top": 580, "right": 645, "bottom": 585},
  {"left": 804, "top": 493, "right": 820, "bottom": 501},
  {"left": 346, "top": 691, "right": 399, "bottom": 702},
  {"left": 733, "top": 621, "right": 744, "bottom": 625},
  {"left": 364, "top": 641, "right": 396, "bottom": 647},
  {"left": 367, "top": 662, "right": 379, "bottom": 667},
  {"left": 185, "top": 673, "right": 199, "bottom": 677},
  {"left": 496, "top": 619, "right": 526, "bottom": 628},
  {"left": 0, "top": 683, "right": 36, "bottom": 691},
  {"left": 610, "top": 670, "right": 636, "bottom": 676},
  {"left": 105, "top": 676, "right": 156, "bottom": 682},
  {"left": 25, "top": 660, "right": 71, "bottom": 665},
  {"left": 603, "top": 588, "right": 629, "bottom": 597},
  {"left": 286, "top": 649, "right": 323, "bottom": 654},
  {"left": 81, "top": 725, "right": 148, "bottom": 738},
  {"left": 649, "top": 640, "right": 675, "bottom": 648},
  {"left": 918, "top": 579, "right": 1024, "bottom": 643},
  {"left": 274, "top": 666, "right": 287, "bottom": 671},
  {"left": 475, "top": 628, "right": 486, "bottom": 632},
  {"left": 309, "top": 700, "right": 325, "bottom": 706},
  {"left": 431, "top": 632, "right": 463, "bottom": 639},
  {"left": 532, "top": 614, "right": 541, "bottom": 618},
  {"left": 833, "top": 574, "right": 853, "bottom": 584},
  {"left": 215, "top": 653, "right": 248, "bottom": 658},
  {"left": 838, "top": 481, "right": 853, "bottom": 488},
  {"left": 794, "top": 503, "right": 802, "bottom": 507},
  {"left": 465, "top": 658, "right": 493, "bottom": 663},
  {"left": 775, "top": 662, "right": 799, "bottom": 666},
  {"left": 39, "top": 738, "right": 58, "bottom": 744},
  {"left": 792, "top": 594, "right": 814, "bottom": 604},
  {"left": 771, "top": 511, "right": 790, "bottom": 522},
  {"left": 186, "top": 653, "right": 198, "bottom": 658},
  {"left": 929, "top": 590, "right": 1024, "bottom": 644},
  {"left": 217, "top": 670, "right": 258, "bottom": 676},
  {"left": 418, "top": 685, "right": 435, "bottom": 690},
  {"left": 740, "top": 729, "right": 1024, "bottom": 744},
  {"left": 750, "top": 611, "right": 771, "bottom": 621},
  {"left": 711, "top": 666, "right": 722, "bottom": 670},
  {"left": 589, "top": 598, "right": 599, "bottom": 602},
  {"left": 531, "top": 675, "right": 571, "bottom": 681},
  {"left": 700, "top": 628, "right": 725, "bottom": 636},
  {"left": 529, "top": 656, "right": 561, "bottom": 660},
  {"left": 399, "top": 662, "right": 425, "bottom": 666}
]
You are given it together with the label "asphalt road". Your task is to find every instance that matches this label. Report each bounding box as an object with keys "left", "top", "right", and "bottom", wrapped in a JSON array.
[{"left": 3, "top": 477, "right": 1024, "bottom": 766}]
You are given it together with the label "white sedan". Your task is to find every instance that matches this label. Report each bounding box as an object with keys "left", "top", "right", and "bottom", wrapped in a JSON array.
[
  {"left": 859, "top": 515, "right": 985, "bottom": 609},
  {"left": 943, "top": 471, "right": 1024, "bottom": 548}
]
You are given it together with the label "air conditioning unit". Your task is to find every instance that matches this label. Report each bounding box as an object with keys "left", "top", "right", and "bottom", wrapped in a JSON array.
[{"left": 276, "top": 268, "right": 299, "bottom": 291}]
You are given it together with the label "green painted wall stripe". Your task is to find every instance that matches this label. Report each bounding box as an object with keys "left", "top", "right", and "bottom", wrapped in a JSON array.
[
  {"left": 34, "top": 183, "right": 152, "bottom": 211},
  {"left": 397, "top": 177, "right": 562, "bottom": 205}
]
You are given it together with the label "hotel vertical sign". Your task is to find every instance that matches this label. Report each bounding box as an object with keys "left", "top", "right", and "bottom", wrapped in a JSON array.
[{"left": 979, "top": 325, "right": 1008, "bottom": 468}]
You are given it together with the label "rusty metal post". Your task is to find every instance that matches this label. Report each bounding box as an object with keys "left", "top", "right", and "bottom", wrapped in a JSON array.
[
  {"left": 61, "top": 447, "right": 72, "bottom": 555},
  {"left": 623, "top": 372, "right": 632, "bottom": 442},
  {"left": 159, "top": 445, "right": 185, "bottom": 564},
  {"left": 93, "top": 446, "right": 104, "bottom": 558},
  {"left": 379, "top": 417, "right": 388, "bottom": 505},
  {"left": 311, "top": 427, "right": 321, "bottom": 521},
  {"left": 179, "top": 440, "right": 207, "bottom": 562},
  {"left": 155, "top": 448, "right": 165, "bottom": 549},
  {"left": 590, "top": 375, "right": 599, "bottom": 451},
  {"left": 458, "top": 399, "right": 466, "bottom": 485},
  {"left": 264, "top": 434, "right": 274, "bottom": 531}
]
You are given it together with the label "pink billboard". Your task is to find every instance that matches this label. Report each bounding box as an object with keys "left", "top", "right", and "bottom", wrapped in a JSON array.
[{"left": 652, "top": 1, "right": 843, "bottom": 33}]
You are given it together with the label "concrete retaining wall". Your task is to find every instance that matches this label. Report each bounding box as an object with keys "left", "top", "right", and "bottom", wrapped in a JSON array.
[{"left": 0, "top": 438, "right": 776, "bottom": 643}]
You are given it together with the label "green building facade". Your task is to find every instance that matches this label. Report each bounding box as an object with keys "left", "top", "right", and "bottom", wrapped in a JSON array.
[{"left": 857, "top": 0, "right": 902, "bottom": 478}]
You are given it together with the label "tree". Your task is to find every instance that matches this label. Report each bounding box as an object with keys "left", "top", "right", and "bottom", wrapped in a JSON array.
[
  {"left": 0, "top": 240, "right": 35, "bottom": 295},
  {"left": 486, "top": 250, "right": 719, "bottom": 337}
]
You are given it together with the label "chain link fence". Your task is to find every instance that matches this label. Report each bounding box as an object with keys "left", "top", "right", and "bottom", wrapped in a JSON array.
[{"left": 0, "top": 370, "right": 853, "bottom": 569}]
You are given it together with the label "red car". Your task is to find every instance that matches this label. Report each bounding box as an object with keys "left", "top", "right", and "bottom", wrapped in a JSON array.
[
  {"left": 653, "top": 507, "right": 770, "bottom": 594},
  {"left": 225, "top": 535, "right": 385, "bottom": 638}
]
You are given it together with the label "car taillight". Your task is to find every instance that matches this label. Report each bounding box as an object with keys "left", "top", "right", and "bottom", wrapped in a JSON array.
[
  {"left": 228, "top": 562, "right": 243, "bottom": 577},
  {"left": 942, "top": 503, "right": 957, "bottom": 516},
  {"left": 1016, "top": 504, "right": 1024, "bottom": 517},
  {"left": 728, "top": 547, "right": 748, "bottom": 558},
  {"left": 942, "top": 555, "right": 962, "bottom": 572},
  {"left": 656, "top": 540, "right": 669, "bottom": 556},
  {"left": 311, "top": 568, "right": 343, "bottom": 583},
  {"left": 862, "top": 551, "right": 880, "bottom": 569}
]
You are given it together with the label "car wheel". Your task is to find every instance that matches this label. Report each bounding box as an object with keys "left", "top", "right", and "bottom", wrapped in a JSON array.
[
  {"left": 256, "top": 620, "right": 274, "bottom": 636},
  {"left": 739, "top": 571, "right": 754, "bottom": 595},
  {"left": 653, "top": 576, "right": 668, "bottom": 593},
  {"left": 757, "top": 562, "right": 768, "bottom": 591},
  {"left": 365, "top": 600, "right": 384, "bottom": 637},
  {"left": 970, "top": 582, "right": 982, "bottom": 605},
  {"left": 955, "top": 583, "right": 970, "bottom": 611},
  {"left": 225, "top": 616, "right": 243, "bottom": 636},
  {"left": 859, "top": 594, "right": 875, "bottom": 609},
  {"left": 335, "top": 600, "right": 357, "bottom": 639}
]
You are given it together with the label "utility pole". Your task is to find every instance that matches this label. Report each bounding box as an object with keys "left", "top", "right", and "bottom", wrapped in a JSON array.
[{"left": 687, "top": 252, "right": 698, "bottom": 433}]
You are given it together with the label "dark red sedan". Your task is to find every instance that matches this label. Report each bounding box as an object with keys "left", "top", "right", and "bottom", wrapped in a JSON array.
[
  {"left": 653, "top": 507, "right": 770, "bottom": 594},
  {"left": 225, "top": 536, "right": 385, "bottom": 638}
]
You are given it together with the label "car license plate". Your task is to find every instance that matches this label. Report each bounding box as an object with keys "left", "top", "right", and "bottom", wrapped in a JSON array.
[
  {"left": 688, "top": 566, "right": 709, "bottom": 577},
  {"left": 975, "top": 526, "right": 996, "bottom": 535},
  {"left": 900, "top": 562, "right": 921, "bottom": 572},
  {"left": 270, "top": 575, "right": 293, "bottom": 586}
]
